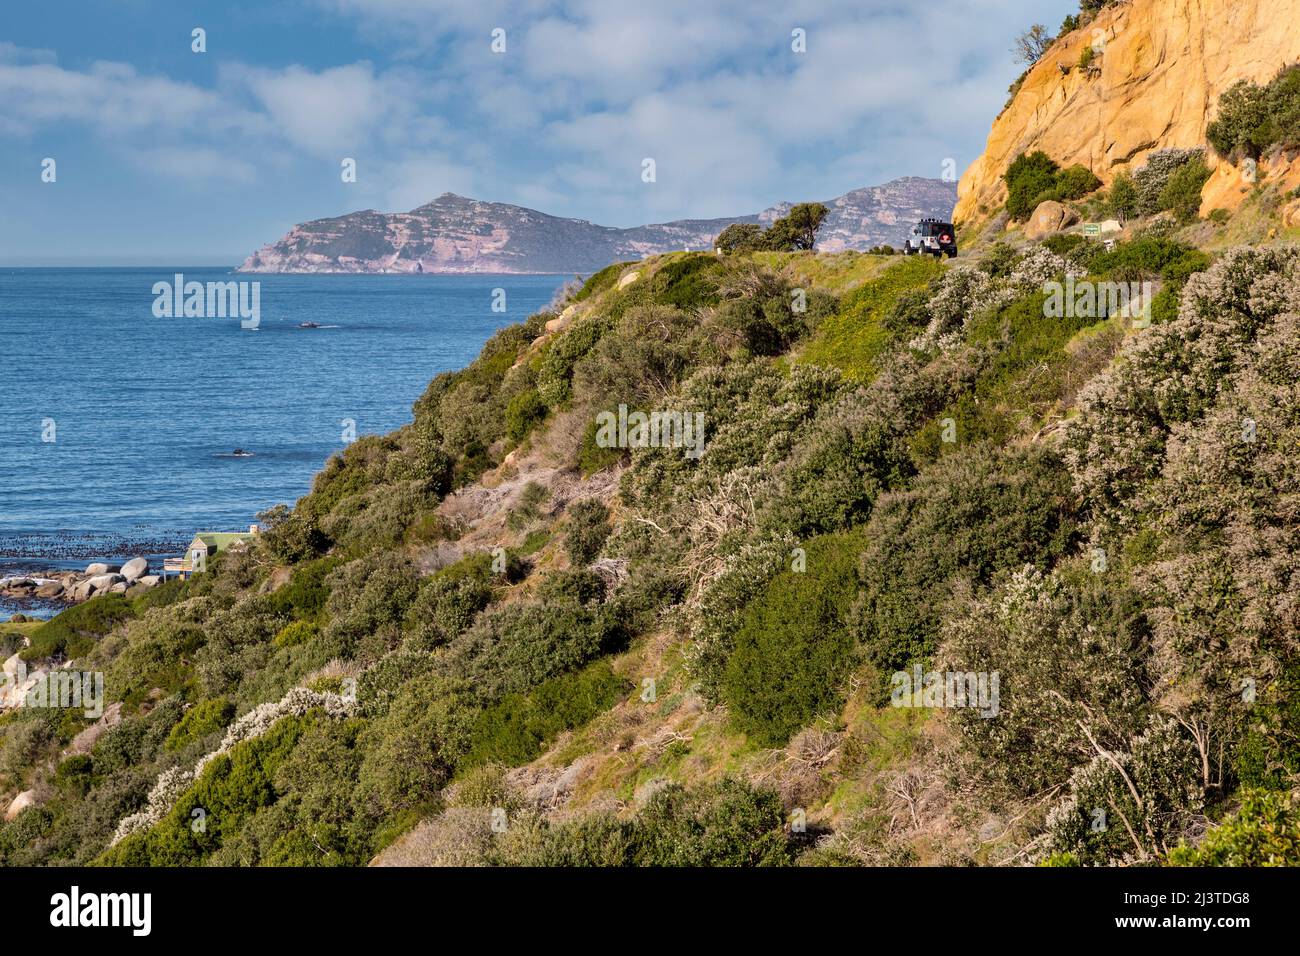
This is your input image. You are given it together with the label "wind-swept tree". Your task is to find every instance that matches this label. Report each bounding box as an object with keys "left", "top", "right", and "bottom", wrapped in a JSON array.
[
  {"left": 1013, "top": 24, "right": 1053, "bottom": 65},
  {"left": 764, "top": 202, "right": 829, "bottom": 251},
  {"left": 714, "top": 222, "right": 765, "bottom": 254}
]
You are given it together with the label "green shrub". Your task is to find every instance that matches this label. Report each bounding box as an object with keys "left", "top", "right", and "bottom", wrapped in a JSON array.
[
  {"left": 0, "top": 628, "right": 24, "bottom": 660},
  {"left": 576, "top": 417, "right": 625, "bottom": 475},
  {"left": 799, "top": 256, "right": 943, "bottom": 378},
  {"left": 1083, "top": 236, "right": 1209, "bottom": 282},
  {"left": 487, "top": 777, "right": 794, "bottom": 867},
  {"left": 1006, "top": 155, "right": 1102, "bottom": 218},
  {"left": 722, "top": 530, "right": 865, "bottom": 746},
  {"left": 1041, "top": 233, "right": 1087, "bottom": 256},
  {"left": 130, "top": 576, "right": 189, "bottom": 612},
  {"left": 573, "top": 261, "right": 632, "bottom": 302},
  {"left": 536, "top": 569, "right": 606, "bottom": 606},
  {"left": 462, "top": 659, "right": 629, "bottom": 767},
  {"left": 1234, "top": 664, "right": 1300, "bottom": 790},
  {"left": 565, "top": 498, "right": 611, "bottom": 566},
  {"left": 256, "top": 507, "right": 331, "bottom": 564},
  {"left": 571, "top": 304, "right": 708, "bottom": 413},
  {"left": 854, "top": 444, "right": 1078, "bottom": 691},
  {"left": 357, "top": 674, "right": 477, "bottom": 815},
  {"left": 164, "top": 697, "right": 235, "bottom": 751},
  {"left": 0, "top": 806, "right": 55, "bottom": 865},
  {"left": 443, "top": 595, "right": 624, "bottom": 703},
  {"left": 505, "top": 388, "right": 548, "bottom": 442},
  {"left": 1158, "top": 157, "right": 1212, "bottom": 222},
  {"left": 21, "top": 595, "right": 135, "bottom": 661},
  {"left": 53, "top": 754, "right": 95, "bottom": 796},
  {"left": 880, "top": 287, "right": 931, "bottom": 335},
  {"left": 704, "top": 266, "right": 817, "bottom": 358},
  {"left": 273, "top": 620, "right": 317, "bottom": 649},
  {"left": 978, "top": 242, "right": 1020, "bottom": 277},
  {"left": 1167, "top": 789, "right": 1300, "bottom": 866},
  {"left": 1005, "top": 151, "right": 1060, "bottom": 220},
  {"left": 632, "top": 778, "right": 795, "bottom": 866},
  {"left": 537, "top": 318, "right": 610, "bottom": 406},
  {"left": 100, "top": 714, "right": 310, "bottom": 866},
  {"left": 1207, "top": 67, "right": 1300, "bottom": 160},
  {"left": 403, "top": 561, "right": 493, "bottom": 650},
  {"left": 940, "top": 566, "right": 1150, "bottom": 796},
  {"left": 1132, "top": 148, "right": 1205, "bottom": 216},
  {"left": 1105, "top": 171, "right": 1139, "bottom": 220},
  {"left": 265, "top": 555, "right": 345, "bottom": 621},
  {"left": 714, "top": 223, "right": 766, "bottom": 254},
  {"left": 1053, "top": 164, "right": 1103, "bottom": 200},
  {"left": 1164, "top": 158, "right": 1211, "bottom": 223},
  {"left": 649, "top": 255, "right": 726, "bottom": 310},
  {"left": 1046, "top": 716, "right": 1203, "bottom": 865},
  {"left": 319, "top": 553, "right": 421, "bottom": 661}
]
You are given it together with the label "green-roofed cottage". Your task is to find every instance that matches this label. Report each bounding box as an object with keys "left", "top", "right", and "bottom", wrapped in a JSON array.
[{"left": 163, "top": 525, "right": 259, "bottom": 578}]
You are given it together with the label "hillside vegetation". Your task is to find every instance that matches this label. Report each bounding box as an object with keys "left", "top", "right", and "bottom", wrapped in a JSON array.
[{"left": 4, "top": 194, "right": 1297, "bottom": 866}]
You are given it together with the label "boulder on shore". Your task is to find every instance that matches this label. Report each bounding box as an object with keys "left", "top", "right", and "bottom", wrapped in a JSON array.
[
  {"left": 121, "top": 557, "right": 149, "bottom": 581},
  {"left": 85, "top": 562, "right": 119, "bottom": 576},
  {"left": 85, "top": 573, "right": 125, "bottom": 594}
]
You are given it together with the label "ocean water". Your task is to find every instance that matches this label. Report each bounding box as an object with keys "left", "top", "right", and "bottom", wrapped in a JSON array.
[{"left": 0, "top": 267, "right": 566, "bottom": 613}]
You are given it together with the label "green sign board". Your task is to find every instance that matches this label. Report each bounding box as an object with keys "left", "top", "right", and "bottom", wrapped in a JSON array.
[{"left": 1083, "top": 223, "right": 1102, "bottom": 236}]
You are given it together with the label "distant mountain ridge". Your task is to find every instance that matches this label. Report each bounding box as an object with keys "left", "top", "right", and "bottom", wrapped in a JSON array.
[{"left": 237, "top": 177, "right": 957, "bottom": 275}]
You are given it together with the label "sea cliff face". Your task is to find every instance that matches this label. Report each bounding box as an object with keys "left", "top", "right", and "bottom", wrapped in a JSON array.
[
  {"left": 237, "top": 179, "right": 957, "bottom": 274},
  {"left": 954, "top": 0, "right": 1300, "bottom": 224}
]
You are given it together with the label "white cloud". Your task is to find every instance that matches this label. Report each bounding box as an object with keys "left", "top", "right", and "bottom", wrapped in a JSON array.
[
  {"left": 0, "top": 0, "right": 1078, "bottom": 222},
  {"left": 226, "top": 62, "right": 398, "bottom": 157},
  {"left": 378, "top": 155, "right": 482, "bottom": 211},
  {"left": 124, "top": 146, "right": 260, "bottom": 184}
]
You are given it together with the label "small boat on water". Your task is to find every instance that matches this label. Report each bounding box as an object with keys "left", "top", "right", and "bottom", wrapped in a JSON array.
[
  {"left": 298, "top": 321, "right": 321, "bottom": 329},
  {"left": 231, "top": 448, "right": 254, "bottom": 457}
]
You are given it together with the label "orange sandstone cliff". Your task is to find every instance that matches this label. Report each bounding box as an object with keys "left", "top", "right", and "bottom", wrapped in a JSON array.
[{"left": 954, "top": 0, "right": 1300, "bottom": 225}]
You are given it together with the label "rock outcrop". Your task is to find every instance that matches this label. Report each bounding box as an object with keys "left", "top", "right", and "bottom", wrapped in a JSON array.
[
  {"left": 955, "top": 0, "right": 1300, "bottom": 224},
  {"left": 67, "top": 702, "right": 124, "bottom": 755},
  {"left": 4, "top": 790, "right": 37, "bottom": 822},
  {"left": 1024, "top": 200, "right": 1080, "bottom": 239},
  {"left": 121, "top": 557, "right": 149, "bottom": 582},
  {"left": 1, "top": 559, "right": 159, "bottom": 609}
]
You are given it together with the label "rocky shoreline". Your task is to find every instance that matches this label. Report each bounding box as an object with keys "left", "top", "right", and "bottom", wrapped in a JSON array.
[{"left": 0, "top": 557, "right": 164, "bottom": 615}]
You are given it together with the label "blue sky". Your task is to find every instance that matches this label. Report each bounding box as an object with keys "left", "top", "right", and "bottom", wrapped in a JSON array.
[{"left": 0, "top": 0, "right": 1077, "bottom": 264}]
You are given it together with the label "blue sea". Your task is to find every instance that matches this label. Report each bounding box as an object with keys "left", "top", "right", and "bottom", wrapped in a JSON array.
[{"left": 0, "top": 267, "right": 567, "bottom": 615}]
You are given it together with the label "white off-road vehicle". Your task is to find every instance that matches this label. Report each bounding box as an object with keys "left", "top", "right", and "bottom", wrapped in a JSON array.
[{"left": 903, "top": 218, "right": 957, "bottom": 258}]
